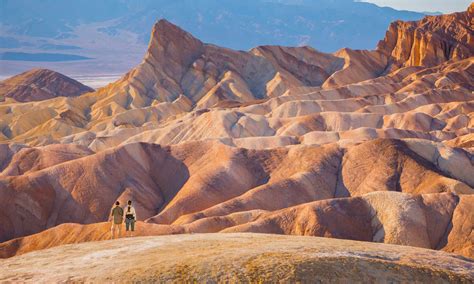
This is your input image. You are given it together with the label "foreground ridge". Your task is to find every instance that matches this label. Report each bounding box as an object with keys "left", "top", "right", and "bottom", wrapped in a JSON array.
[{"left": 1, "top": 234, "right": 473, "bottom": 282}]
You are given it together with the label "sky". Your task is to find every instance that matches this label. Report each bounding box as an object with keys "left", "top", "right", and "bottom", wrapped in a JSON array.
[{"left": 362, "top": 0, "right": 471, "bottom": 13}]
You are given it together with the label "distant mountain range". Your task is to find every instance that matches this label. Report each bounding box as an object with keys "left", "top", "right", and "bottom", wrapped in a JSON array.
[
  {"left": 0, "top": 0, "right": 425, "bottom": 53},
  {"left": 0, "top": 0, "right": 428, "bottom": 80}
]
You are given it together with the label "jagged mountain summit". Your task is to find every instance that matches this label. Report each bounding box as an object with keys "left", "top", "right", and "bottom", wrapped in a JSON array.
[{"left": 0, "top": 4, "right": 473, "bottom": 274}]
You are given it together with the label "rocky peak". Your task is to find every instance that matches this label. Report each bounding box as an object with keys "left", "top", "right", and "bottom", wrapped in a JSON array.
[
  {"left": 144, "top": 19, "right": 204, "bottom": 78},
  {"left": 377, "top": 5, "right": 474, "bottom": 69},
  {"left": 109, "top": 10, "right": 473, "bottom": 112}
]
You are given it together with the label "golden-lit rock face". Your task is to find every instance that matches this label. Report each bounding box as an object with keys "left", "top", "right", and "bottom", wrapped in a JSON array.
[
  {"left": 377, "top": 6, "right": 474, "bottom": 69},
  {"left": 0, "top": 5, "right": 473, "bottom": 262}
]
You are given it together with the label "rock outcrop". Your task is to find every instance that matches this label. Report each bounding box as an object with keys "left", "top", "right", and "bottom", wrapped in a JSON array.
[
  {"left": 0, "top": 69, "right": 93, "bottom": 102},
  {"left": 377, "top": 4, "right": 474, "bottom": 69}
]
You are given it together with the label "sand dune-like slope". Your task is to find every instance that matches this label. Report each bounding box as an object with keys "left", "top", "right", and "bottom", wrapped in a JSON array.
[
  {"left": 7, "top": 61, "right": 470, "bottom": 150},
  {"left": 0, "top": 139, "right": 472, "bottom": 258},
  {"left": 1, "top": 234, "right": 473, "bottom": 282},
  {"left": 0, "top": 143, "right": 93, "bottom": 176},
  {"left": 0, "top": 191, "right": 472, "bottom": 258}
]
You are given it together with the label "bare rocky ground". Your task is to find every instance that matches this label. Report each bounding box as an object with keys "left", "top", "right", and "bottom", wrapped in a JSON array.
[{"left": 1, "top": 233, "right": 473, "bottom": 283}]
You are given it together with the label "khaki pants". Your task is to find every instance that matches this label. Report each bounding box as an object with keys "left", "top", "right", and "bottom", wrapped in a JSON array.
[{"left": 111, "top": 222, "right": 122, "bottom": 239}]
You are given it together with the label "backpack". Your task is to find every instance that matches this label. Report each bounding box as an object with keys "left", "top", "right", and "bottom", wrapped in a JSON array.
[{"left": 125, "top": 206, "right": 134, "bottom": 220}]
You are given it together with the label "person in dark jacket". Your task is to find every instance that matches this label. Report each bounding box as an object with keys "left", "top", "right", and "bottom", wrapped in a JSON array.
[{"left": 109, "top": 201, "right": 124, "bottom": 239}]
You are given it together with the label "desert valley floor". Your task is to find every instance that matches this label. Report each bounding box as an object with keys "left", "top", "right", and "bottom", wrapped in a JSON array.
[{"left": 0, "top": 3, "right": 473, "bottom": 282}]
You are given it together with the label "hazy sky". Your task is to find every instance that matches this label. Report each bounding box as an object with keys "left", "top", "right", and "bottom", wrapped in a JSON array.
[{"left": 362, "top": 0, "right": 471, "bottom": 13}]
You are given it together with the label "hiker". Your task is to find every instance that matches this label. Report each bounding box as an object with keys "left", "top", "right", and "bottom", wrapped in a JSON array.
[
  {"left": 125, "top": 200, "right": 137, "bottom": 237},
  {"left": 110, "top": 201, "right": 124, "bottom": 239}
]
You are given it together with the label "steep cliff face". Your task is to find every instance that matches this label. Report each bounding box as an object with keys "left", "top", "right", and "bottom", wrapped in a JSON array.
[
  {"left": 0, "top": 69, "right": 93, "bottom": 102},
  {"left": 377, "top": 4, "right": 474, "bottom": 70}
]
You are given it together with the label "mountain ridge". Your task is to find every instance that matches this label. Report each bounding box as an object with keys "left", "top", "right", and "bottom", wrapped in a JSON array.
[
  {"left": 0, "top": 68, "right": 93, "bottom": 102},
  {"left": 0, "top": 0, "right": 427, "bottom": 52}
]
